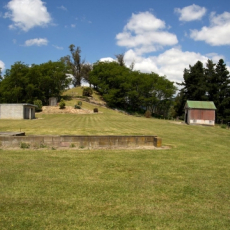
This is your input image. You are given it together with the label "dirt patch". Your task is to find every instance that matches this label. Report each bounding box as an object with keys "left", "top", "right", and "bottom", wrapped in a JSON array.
[{"left": 39, "top": 106, "right": 94, "bottom": 114}]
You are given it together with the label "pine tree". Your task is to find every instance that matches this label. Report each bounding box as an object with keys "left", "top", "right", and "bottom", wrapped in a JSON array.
[{"left": 215, "top": 59, "right": 230, "bottom": 122}]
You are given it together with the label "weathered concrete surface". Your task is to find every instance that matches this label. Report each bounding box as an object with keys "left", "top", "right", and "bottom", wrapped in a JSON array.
[
  {"left": 0, "top": 135, "right": 162, "bottom": 148},
  {"left": 0, "top": 132, "right": 25, "bottom": 136},
  {"left": 0, "top": 104, "right": 36, "bottom": 119}
]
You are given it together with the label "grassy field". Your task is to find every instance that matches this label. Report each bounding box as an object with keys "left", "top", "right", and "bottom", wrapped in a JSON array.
[{"left": 0, "top": 91, "right": 230, "bottom": 229}]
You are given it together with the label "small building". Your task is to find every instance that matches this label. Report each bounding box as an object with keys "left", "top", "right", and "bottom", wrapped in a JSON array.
[
  {"left": 0, "top": 104, "right": 37, "bottom": 119},
  {"left": 184, "top": 100, "right": 216, "bottom": 126},
  {"left": 49, "top": 97, "right": 58, "bottom": 106}
]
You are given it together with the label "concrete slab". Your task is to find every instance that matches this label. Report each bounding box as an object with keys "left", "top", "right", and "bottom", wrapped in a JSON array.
[{"left": 0, "top": 132, "right": 25, "bottom": 136}]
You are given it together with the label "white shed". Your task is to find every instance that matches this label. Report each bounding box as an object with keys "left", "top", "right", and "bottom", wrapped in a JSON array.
[{"left": 0, "top": 104, "right": 37, "bottom": 119}]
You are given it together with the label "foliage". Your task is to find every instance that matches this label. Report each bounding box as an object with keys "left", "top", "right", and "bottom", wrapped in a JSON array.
[
  {"left": 33, "top": 99, "right": 43, "bottom": 112},
  {"left": 20, "top": 142, "right": 30, "bottom": 149},
  {"left": 220, "top": 124, "right": 227, "bottom": 129},
  {"left": 89, "top": 61, "right": 176, "bottom": 115},
  {"left": 77, "top": 101, "right": 82, "bottom": 106},
  {"left": 59, "top": 99, "right": 65, "bottom": 109},
  {"left": 74, "top": 105, "right": 81, "bottom": 109},
  {"left": 61, "top": 44, "right": 92, "bottom": 86},
  {"left": 0, "top": 61, "right": 71, "bottom": 105},
  {"left": 176, "top": 59, "right": 230, "bottom": 122},
  {"left": 82, "top": 87, "right": 93, "bottom": 97},
  {"left": 145, "top": 110, "right": 152, "bottom": 118},
  {"left": 94, "top": 108, "right": 98, "bottom": 113}
]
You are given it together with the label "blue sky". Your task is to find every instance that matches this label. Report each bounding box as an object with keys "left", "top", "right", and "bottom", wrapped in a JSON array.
[{"left": 0, "top": 0, "right": 230, "bottom": 83}]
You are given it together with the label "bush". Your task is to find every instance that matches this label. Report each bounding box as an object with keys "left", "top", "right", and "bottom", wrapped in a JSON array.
[
  {"left": 220, "top": 124, "right": 227, "bottom": 129},
  {"left": 74, "top": 105, "right": 81, "bottom": 109},
  {"left": 145, "top": 110, "right": 152, "bottom": 118},
  {"left": 82, "top": 87, "right": 93, "bottom": 97},
  {"left": 59, "top": 99, "right": 65, "bottom": 109},
  {"left": 33, "top": 99, "right": 42, "bottom": 112},
  {"left": 20, "top": 142, "right": 30, "bottom": 149},
  {"left": 77, "top": 101, "right": 82, "bottom": 106},
  {"left": 94, "top": 108, "right": 98, "bottom": 113}
]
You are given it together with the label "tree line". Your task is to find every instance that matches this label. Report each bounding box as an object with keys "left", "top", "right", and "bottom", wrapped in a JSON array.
[
  {"left": 174, "top": 59, "right": 230, "bottom": 123},
  {"left": 2, "top": 44, "right": 228, "bottom": 121},
  {"left": 0, "top": 61, "right": 71, "bottom": 105}
]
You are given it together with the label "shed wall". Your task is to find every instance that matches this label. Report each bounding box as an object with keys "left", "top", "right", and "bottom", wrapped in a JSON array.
[
  {"left": 187, "top": 109, "right": 215, "bottom": 125},
  {"left": 0, "top": 104, "right": 23, "bottom": 119}
]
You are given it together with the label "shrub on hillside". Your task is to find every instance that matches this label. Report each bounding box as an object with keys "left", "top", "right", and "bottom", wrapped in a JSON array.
[
  {"left": 77, "top": 101, "right": 82, "bottom": 106},
  {"left": 145, "top": 110, "right": 152, "bottom": 118},
  {"left": 82, "top": 87, "right": 93, "bottom": 97},
  {"left": 59, "top": 99, "right": 65, "bottom": 109},
  {"left": 74, "top": 105, "right": 81, "bottom": 109},
  {"left": 33, "top": 99, "right": 43, "bottom": 112},
  {"left": 94, "top": 108, "right": 98, "bottom": 113}
]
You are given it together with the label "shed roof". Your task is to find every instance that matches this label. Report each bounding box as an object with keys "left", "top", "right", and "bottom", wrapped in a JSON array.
[{"left": 185, "top": 100, "right": 216, "bottom": 110}]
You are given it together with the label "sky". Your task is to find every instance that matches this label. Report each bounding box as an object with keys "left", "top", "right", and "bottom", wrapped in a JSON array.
[{"left": 0, "top": 0, "right": 230, "bottom": 84}]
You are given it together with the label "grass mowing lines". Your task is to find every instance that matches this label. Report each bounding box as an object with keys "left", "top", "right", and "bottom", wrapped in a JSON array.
[{"left": 1, "top": 148, "right": 230, "bottom": 229}]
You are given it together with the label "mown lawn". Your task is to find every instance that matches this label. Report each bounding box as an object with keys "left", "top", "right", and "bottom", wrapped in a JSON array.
[{"left": 0, "top": 104, "right": 230, "bottom": 229}]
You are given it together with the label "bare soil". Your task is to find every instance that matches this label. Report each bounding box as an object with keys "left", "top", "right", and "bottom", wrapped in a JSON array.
[{"left": 39, "top": 106, "right": 94, "bottom": 114}]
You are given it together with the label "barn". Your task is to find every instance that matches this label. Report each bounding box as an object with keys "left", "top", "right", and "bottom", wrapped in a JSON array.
[
  {"left": 0, "top": 104, "right": 37, "bottom": 119},
  {"left": 184, "top": 100, "right": 216, "bottom": 126}
]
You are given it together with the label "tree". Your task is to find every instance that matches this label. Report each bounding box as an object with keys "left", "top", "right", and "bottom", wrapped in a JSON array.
[
  {"left": 205, "top": 59, "right": 217, "bottom": 102},
  {"left": 89, "top": 61, "right": 176, "bottom": 114},
  {"left": 215, "top": 59, "right": 230, "bottom": 122},
  {"left": 115, "top": 54, "right": 125, "bottom": 67},
  {"left": 61, "top": 44, "right": 91, "bottom": 87},
  {"left": 0, "top": 61, "right": 71, "bottom": 104},
  {"left": 180, "top": 61, "right": 207, "bottom": 101}
]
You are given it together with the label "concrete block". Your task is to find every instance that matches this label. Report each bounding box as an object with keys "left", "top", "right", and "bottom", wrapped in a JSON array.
[{"left": 154, "top": 137, "right": 162, "bottom": 147}]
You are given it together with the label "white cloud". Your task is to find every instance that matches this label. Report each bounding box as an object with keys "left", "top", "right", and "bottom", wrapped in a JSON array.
[
  {"left": 175, "top": 4, "right": 206, "bottom": 22},
  {"left": 190, "top": 12, "right": 230, "bottom": 46},
  {"left": 123, "top": 48, "right": 223, "bottom": 83},
  {"left": 58, "top": 5, "right": 67, "bottom": 11},
  {"left": 71, "top": 24, "right": 76, "bottom": 28},
  {"left": 116, "top": 11, "right": 178, "bottom": 55},
  {"left": 4, "top": 0, "right": 52, "bottom": 31},
  {"left": 99, "top": 57, "right": 116, "bottom": 62},
  {"left": 52, "top": 45, "right": 63, "bottom": 50},
  {"left": 0, "top": 60, "right": 5, "bottom": 72},
  {"left": 24, "top": 38, "right": 48, "bottom": 46}
]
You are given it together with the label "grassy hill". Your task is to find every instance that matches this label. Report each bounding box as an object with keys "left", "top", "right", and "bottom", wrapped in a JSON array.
[{"left": 0, "top": 88, "right": 230, "bottom": 229}]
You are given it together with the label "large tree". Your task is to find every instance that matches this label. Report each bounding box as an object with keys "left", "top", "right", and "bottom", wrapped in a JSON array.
[
  {"left": 61, "top": 44, "right": 91, "bottom": 87},
  {"left": 180, "top": 61, "right": 207, "bottom": 101},
  {"left": 215, "top": 59, "right": 230, "bottom": 122}
]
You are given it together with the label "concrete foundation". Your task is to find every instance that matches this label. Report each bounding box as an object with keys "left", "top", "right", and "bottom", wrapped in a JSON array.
[{"left": 0, "top": 135, "right": 162, "bottom": 149}]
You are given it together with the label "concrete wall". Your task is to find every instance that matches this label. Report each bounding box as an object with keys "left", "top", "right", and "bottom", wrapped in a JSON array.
[
  {"left": 0, "top": 135, "right": 162, "bottom": 148},
  {"left": 0, "top": 104, "right": 24, "bottom": 119},
  {"left": 0, "top": 104, "right": 36, "bottom": 119}
]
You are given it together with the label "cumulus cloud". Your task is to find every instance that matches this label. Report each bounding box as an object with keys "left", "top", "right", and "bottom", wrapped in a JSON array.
[
  {"left": 99, "top": 57, "right": 116, "bottom": 62},
  {"left": 0, "top": 60, "right": 5, "bottom": 72},
  {"left": 175, "top": 4, "right": 206, "bottom": 22},
  {"left": 116, "top": 11, "right": 178, "bottom": 55},
  {"left": 24, "top": 38, "right": 48, "bottom": 46},
  {"left": 190, "top": 11, "right": 230, "bottom": 46},
  {"left": 123, "top": 48, "right": 223, "bottom": 83},
  {"left": 4, "top": 0, "right": 52, "bottom": 31}
]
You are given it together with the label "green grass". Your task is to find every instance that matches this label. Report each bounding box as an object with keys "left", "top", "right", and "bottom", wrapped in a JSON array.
[{"left": 0, "top": 92, "right": 230, "bottom": 229}]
